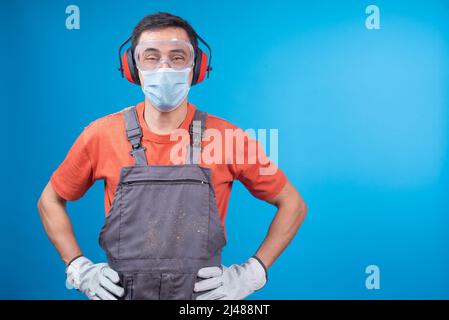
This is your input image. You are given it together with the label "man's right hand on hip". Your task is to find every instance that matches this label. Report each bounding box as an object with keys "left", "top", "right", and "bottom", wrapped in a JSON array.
[{"left": 65, "top": 256, "right": 124, "bottom": 300}]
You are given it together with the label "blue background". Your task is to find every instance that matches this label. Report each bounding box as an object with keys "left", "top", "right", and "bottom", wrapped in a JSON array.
[{"left": 1, "top": 0, "right": 448, "bottom": 299}]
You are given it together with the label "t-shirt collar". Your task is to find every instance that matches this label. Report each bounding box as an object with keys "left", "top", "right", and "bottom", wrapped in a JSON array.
[{"left": 135, "top": 101, "right": 196, "bottom": 143}]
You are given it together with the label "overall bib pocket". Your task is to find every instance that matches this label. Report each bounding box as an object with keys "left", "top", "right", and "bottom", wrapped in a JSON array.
[{"left": 118, "top": 178, "right": 210, "bottom": 260}]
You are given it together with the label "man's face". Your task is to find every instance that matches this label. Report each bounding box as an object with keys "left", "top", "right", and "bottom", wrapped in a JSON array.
[{"left": 136, "top": 27, "right": 195, "bottom": 87}]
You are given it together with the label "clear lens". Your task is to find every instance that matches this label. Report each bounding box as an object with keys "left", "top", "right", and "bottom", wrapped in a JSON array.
[{"left": 134, "top": 39, "right": 194, "bottom": 71}]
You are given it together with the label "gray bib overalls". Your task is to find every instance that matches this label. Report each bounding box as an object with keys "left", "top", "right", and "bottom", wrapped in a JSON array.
[{"left": 99, "top": 106, "right": 227, "bottom": 300}]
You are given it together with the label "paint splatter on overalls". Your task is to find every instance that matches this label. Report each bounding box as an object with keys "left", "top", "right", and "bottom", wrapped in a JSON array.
[{"left": 99, "top": 106, "right": 227, "bottom": 299}]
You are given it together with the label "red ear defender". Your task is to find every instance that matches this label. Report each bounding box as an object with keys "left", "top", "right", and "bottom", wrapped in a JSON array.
[
  {"left": 192, "top": 48, "right": 210, "bottom": 86},
  {"left": 197, "top": 51, "right": 209, "bottom": 84},
  {"left": 121, "top": 51, "right": 134, "bottom": 83},
  {"left": 121, "top": 49, "right": 140, "bottom": 85}
]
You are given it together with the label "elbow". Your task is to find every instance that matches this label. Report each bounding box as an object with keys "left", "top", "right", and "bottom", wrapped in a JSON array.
[
  {"left": 287, "top": 188, "right": 307, "bottom": 228},
  {"left": 37, "top": 182, "right": 64, "bottom": 216},
  {"left": 283, "top": 195, "right": 307, "bottom": 236},
  {"left": 37, "top": 191, "right": 47, "bottom": 217},
  {"left": 37, "top": 188, "right": 44, "bottom": 211},
  {"left": 295, "top": 196, "right": 308, "bottom": 225},
  {"left": 300, "top": 197, "right": 308, "bottom": 218},
  {"left": 272, "top": 181, "right": 308, "bottom": 228}
]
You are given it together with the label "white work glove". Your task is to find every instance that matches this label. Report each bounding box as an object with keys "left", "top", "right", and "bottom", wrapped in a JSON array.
[
  {"left": 65, "top": 256, "right": 124, "bottom": 300},
  {"left": 194, "top": 257, "right": 267, "bottom": 300}
]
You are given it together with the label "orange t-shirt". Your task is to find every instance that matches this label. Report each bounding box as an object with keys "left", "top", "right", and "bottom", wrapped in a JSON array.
[{"left": 50, "top": 101, "right": 287, "bottom": 225}]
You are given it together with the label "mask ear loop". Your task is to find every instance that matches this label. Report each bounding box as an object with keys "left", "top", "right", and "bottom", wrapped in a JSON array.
[
  {"left": 118, "top": 35, "right": 132, "bottom": 78},
  {"left": 193, "top": 31, "right": 213, "bottom": 78}
]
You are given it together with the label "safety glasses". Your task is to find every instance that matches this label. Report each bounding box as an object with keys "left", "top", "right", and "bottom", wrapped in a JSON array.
[{"left": 134, "top": 39, "right": 195, "bottom": 71}]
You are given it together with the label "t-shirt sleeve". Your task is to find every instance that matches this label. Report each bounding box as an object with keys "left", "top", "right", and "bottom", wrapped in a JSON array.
[
  {"left": 234, "top": 131, "right": 288, "bottom": 202},
  {"left": 50, "top": 124, "right": 97, "bottom": 201}
]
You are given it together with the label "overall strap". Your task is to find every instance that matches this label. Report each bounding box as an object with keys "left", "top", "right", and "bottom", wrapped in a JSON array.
[
  {"left": 123, "top": 106, "right": 148, "bottom": 166},
  {"left": 187, "top": 109, "right": 208, "bottom": 164}
]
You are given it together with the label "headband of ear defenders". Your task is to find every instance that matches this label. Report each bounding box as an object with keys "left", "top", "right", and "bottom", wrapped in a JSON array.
[{"left": 118, "top": 31, "right": 213, "bottom": 86}]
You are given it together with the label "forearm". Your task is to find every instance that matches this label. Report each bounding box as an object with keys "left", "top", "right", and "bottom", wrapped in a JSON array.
[
  {"left": 37, "top": 183, "right": 82, "bottom": 266},
  {"left": 255, "top": 188, "right": 307, "bottom": 269}
]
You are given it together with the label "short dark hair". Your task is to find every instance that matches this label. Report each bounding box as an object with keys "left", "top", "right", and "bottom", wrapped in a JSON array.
[{"left": 131, "top": 12, "right": 198, "bottom": 53}]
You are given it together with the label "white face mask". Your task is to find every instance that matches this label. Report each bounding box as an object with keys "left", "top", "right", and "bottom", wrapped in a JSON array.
[{"left": 140, "top": 67, "right": 192, "bottom": 112}]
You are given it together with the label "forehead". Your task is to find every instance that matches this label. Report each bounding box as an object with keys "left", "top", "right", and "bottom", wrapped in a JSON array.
[{"left": 138, "top": 27, "right": 191, "bottom": 43}]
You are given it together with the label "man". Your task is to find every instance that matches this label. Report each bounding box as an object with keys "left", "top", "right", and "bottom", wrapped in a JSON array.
[{"left": 37, "top": 12, "right": 307, "bottom": 300}]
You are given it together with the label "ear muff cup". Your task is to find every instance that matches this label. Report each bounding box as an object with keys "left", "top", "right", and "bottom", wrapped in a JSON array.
[
  {"left": 122, "top": 48, "right": 140, "bottom": 85},
  {"left": 192, "top": 48, "right": 208, "bottom": 86}
]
